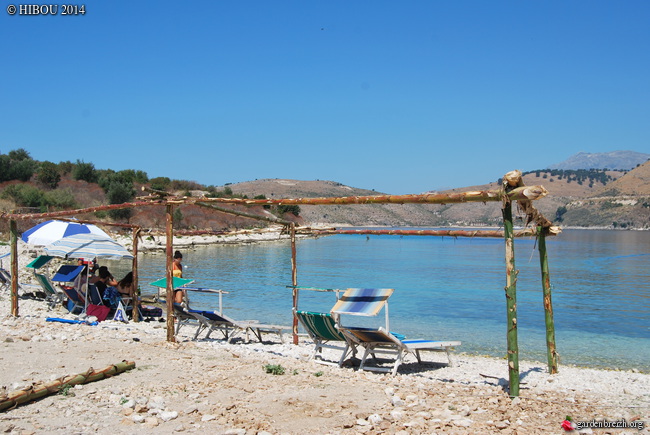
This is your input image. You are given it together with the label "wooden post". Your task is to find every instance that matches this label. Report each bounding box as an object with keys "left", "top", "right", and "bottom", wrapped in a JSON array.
[
  {"left": 10, "top": 219, "right": 19, "bottom": 317},
  {"left": 538, "top": 227, "right": 559, "bottom": 374},
  {"left": 502, "top": 199, "right": 520, "bottom": 397},
  {"left": 132, "top": 227, "right": 141, "bottom": 323},
  {"left": 165, "top": 204, "right": 175, "bottom": 342},
  {"left": 290, "top": 223, "right": 299, "bottom": 345}
]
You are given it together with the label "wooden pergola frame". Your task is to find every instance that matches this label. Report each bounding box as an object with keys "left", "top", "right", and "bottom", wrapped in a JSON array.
[{"left": 1, "top": 170, "right": 558, "bottom": 397}]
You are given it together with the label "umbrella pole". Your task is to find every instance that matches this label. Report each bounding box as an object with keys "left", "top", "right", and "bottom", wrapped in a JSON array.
[{"left": 84, "top": 272, "right": 89, "bottom": 314}]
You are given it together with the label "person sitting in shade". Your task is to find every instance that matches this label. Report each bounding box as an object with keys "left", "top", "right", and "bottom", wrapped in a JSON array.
[
  {"left": 95, "top": 266, "right": 118, "bottom": 300},
  {"left": 117, "top": 272, "right": 134, "bottom": 298}
]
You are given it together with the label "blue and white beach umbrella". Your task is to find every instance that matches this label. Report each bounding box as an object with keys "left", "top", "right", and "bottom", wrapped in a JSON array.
[
  {"left": 44, "top": 233, "right": 133, "bottom": 261},
  {"left": 21, "top": 220, "right": 110, "bottom": 246}
]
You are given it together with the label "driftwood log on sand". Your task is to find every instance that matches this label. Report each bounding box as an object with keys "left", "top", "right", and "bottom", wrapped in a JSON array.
[{"left": 0, "top": 360, "right": 135, "bottom": 411}]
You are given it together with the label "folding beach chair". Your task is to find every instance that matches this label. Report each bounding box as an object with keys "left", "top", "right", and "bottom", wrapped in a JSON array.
[
  {"left": 61, "top": 286, "right": 85, "bottom": 314},
  {"left": 337, "top": 326, "right": 461, "bottom": 375},
  {"left": 195, "top": 309, "right": 289, "bottom": 343},
  {"left": 33, "top": 273, "right": 66, "bottom": 309},
  {"left": 173, "top": 303, "right": 206, "bottom": 339},
  {"left": 1, "top": 267, "right": 41, "bottom": 296},
  {"left": 296, "top": 310, "right": 356, "bottom": 366},
  {"left": 175, "top": 302, "right": 289, "bottom": 343},
  {"left": 0, "top": 268, "right": 9, "bottom": 292},
  {"left": 332, "top": 288, "right": 461, "bottom": 375}
]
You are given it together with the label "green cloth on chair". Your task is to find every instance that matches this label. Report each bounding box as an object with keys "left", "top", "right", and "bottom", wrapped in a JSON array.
[
  {"left": 26, "top": 255, "right": 54, "bottom": 269},
  {"left": 296, "top": 310, "right": 356, "bottom": 366}
]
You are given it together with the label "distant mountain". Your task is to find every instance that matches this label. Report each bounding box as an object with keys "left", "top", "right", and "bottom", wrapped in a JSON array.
[{"left": 548, "top": 150, "right": 650, "bottom": 170}]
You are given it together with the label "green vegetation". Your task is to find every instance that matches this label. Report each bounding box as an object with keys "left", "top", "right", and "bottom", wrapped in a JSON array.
[
  {"left": 263, "top": 364, "right": 285, "bottom": 375},
  {"left": 0, "top": 149, "right": 37, "bottom": 182},
  {"left": 276, "top": 204, "right": 301, "bottom": 216},
  {"left": 36, "top": 161, "right": 61, "bottom": 188},
  {"left": 58, "top": 384, "right": 75, "bottom": 397},
  {"left": 150, "top": 176, "right": 171, "bottom": 191},
  {"left": 524, "top": 169, "right": 614, "bottom": 186},
  {"left": 0, "top": 184, "right": 78, "bottom": 212},
  {"left": 72, "top": 160, "right": 97, "bottom": 183},
  {"left": 173, "top": 207, "right": 183, "bottom": 229}
]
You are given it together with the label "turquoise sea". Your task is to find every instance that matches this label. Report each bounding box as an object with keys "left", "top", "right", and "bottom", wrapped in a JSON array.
[{"left": 133, "top": 229, "right": 650, "bottom": 372}]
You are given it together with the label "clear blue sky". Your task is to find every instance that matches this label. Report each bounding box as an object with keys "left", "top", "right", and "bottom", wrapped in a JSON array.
[{"left": 2, "top": 1, "right": 649, "bottom": 194}]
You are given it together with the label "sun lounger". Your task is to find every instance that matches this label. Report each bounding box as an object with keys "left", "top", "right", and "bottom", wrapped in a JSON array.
[
  {"left": 33, "top": 273, "right": 66, "bottom": 309},
  {"left": 0, "top": 268, "right": 9, "bottom": 292},
  {"left": 329, "top": 287, "right": 460, "bottom": 374},
  {"left": 0, "top": 267, "right": 41, "bottom": 296},
  {"left": 296, "top": 310, "right": 356, "bottom": 366},
  {"left": 338, "top": 326, "right": 461, "bottom": 375},
  {"left": 61, "top": 286, "right": 85, "bottom": 314},
  {"left": 173, "top": 302, "right": 288, "bottom": 343},
  {"left": 191, "top": 308, "right": 288, "bottom": 343},
  {"left": 173, "top": 303, "right": 211, "bottom": 339}
]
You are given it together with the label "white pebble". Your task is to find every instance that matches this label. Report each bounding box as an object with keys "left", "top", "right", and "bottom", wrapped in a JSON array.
[{"left": 159, "top": 411, "right": 178, "bottom": 422}]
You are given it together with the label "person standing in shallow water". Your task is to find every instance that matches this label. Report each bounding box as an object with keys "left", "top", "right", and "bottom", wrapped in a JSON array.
[{"left": 172, "top": 250, "right": 185, "bottom": 303}]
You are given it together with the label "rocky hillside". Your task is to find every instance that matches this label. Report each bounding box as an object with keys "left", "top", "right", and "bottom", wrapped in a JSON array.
[
  {"left": 2, "top": 153, "right": 649, "bottom": 233},
  {"left": 223, "top": 164, "right": 650, "bottom": 229},
  {"left": 558, "top": 161, "right": 650, "bottom": 228}
]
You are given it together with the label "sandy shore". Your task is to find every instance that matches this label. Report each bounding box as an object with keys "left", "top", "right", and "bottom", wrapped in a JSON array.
[{"left": 1, "top": 235, "right": 649, "bottom": 434}]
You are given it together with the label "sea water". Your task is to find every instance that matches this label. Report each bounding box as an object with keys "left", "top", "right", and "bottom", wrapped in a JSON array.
[{"left": 134, "top": 229, "right": 650, "bottom": 371}]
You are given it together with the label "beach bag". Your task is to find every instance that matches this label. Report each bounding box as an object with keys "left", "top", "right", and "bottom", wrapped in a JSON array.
[
  {"left": 113, "top": 301, "right": 128, "bottom": 322},
  {"left": 140, "top": 305, "right": 163, "bottom": 318},
  {"left": 87, "top": 304, "right": 110, "bottom": 322}
]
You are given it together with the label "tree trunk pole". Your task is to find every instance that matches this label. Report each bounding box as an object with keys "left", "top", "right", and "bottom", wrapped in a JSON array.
[
  {"left": 538, "top": 227, "right": 559, "bottom": 374},
  {"left": 290, "top": 223, "right": 299, "bottom": 345},
  {"left": 166, "top": 204, "right": 175, "bottom": 342},
  {"left": 0, "top": 361, "right": 135, "bottom": 411},
  {"left": 502, "top": 200, "right": 520, "bottom": 397},
  {"left": 10, "top": 220, "right": 19, "bottom": 317},
  {"left": 132, "top": 227, "right": 140, "bottom": 323}
]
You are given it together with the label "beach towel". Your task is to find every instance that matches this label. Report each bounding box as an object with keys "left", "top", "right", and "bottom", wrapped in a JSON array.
[{"left": 103, "top": 286, "right": 121, "bottom": 309}]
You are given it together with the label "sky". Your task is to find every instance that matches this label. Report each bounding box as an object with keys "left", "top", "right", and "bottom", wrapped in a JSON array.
[{"left": 2, "top": 1, "right": 649, "bottom": 194}]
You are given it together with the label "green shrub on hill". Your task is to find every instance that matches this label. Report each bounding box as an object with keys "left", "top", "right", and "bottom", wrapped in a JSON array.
[
  {"left": 36, "top": 161, "right": 61, "bottom": 188},
  {"left": 1, "top": 184, "right": 44, "bottom": 208},
  {"left": 150, "top": 176, "right": 171, "bottom": 191},
  {"left": 0, "top": 149, "right": 37, "bottom": 182},
  {"left": 72, "top": 160, "right": 97, "bottom": 183}
]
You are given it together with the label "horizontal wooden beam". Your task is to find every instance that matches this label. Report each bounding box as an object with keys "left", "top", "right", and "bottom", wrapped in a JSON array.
[
  {"left": 186, "top": 185, "right": 548, "bottom": 206},
  {"left": 301, "top": 228, "right": 560, "bottom": 238}
]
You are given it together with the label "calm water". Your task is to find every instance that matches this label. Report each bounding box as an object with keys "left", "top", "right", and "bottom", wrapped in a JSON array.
[{"left": 130, "top": 229, "right": 650, "bottom": 371}]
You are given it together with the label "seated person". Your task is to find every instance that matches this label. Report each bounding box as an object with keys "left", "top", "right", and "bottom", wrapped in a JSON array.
[
  {"left": 95, "top": 266, "right": 119, "bottom": 305},
  {"left": 117, "top": 272, "right": 134, "bottom": 298}
]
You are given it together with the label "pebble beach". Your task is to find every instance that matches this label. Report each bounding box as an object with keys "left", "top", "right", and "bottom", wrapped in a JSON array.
[{"left": 1, "top": 233, "right": 648, "bottom": 434}]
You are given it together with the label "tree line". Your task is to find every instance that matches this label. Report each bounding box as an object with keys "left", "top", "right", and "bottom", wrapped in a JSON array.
[
  {"left": 0, "top": 148, "right": 300, "bottom": 222},
  {"left": 523, "top": 169, "right": 617, "bottom": 187}
]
